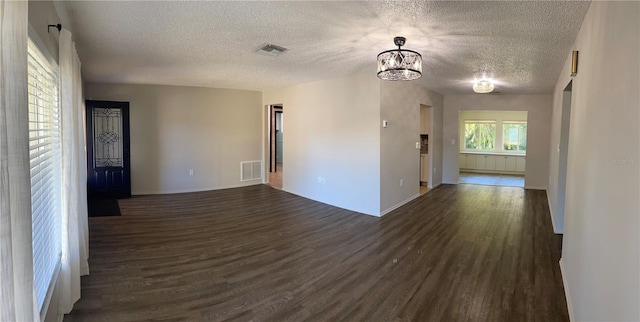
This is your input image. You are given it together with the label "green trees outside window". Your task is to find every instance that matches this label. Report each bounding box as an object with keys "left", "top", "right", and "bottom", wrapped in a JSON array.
[
  {"left": 463, "top": 120, "right": 527, "bottom": 153},
  {"left": 464, "top": 121, "right": 496, "bottom": 150},
  {"left": 503, "top": 122, "right": 527, "bottom": 151}
]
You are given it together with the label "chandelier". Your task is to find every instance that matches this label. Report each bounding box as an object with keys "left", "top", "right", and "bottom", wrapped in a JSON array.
[{"left": 377, "top": 37, "right": 422, "bottom": 81}]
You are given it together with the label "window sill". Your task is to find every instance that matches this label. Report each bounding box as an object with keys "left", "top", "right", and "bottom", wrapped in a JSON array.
[{"left": 460, "top": 151, "right": 526, "bottom": 157}]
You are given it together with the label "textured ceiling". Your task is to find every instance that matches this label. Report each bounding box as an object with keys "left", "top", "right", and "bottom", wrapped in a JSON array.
[{"left": 56, "top": 1, "right": 591, "bottom": 94}]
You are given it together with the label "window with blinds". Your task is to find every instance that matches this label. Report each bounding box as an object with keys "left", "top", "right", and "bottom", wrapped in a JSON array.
[{"left": 27, "top": 38, "right": 62, "bottom": 310}]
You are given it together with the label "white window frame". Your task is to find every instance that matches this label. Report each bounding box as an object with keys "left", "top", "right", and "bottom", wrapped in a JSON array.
[
  {"left": 462, "top": 120, "right": 497, "bottom": 152},
  {"left": 502, "top": 121, "right": 527, "bottom": 153}
]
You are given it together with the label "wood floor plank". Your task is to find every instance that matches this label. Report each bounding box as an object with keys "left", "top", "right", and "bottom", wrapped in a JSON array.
[{"left": 64, "top": 184, "right": 568, "bottom": 322}]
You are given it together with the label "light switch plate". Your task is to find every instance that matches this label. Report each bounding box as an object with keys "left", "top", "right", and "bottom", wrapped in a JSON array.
[{"left": 416, "top": 142, "right": 420, "bottom": 149}]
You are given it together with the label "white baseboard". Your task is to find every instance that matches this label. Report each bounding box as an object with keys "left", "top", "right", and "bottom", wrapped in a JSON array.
[
  {"left": 428, "top": 182, "right": 442, "bottom": 189},
  {"left": 546, "top": 190, "right": 563, "bottom": 234},
  {"left": 133, "top": 181, "right": 262, "bottom": 195},
  {"left": 559, "top": 259, "right": 574, "bottom": 321},
  {"left": 379, "top": 193, "right": 420, "bottom": 217},
  {"left": 524, "top": 185, "right": 547, "bottom": 190}
]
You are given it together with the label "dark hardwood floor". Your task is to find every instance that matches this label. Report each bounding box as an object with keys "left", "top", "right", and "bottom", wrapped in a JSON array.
[{"left": 64, "top": 184, "right": 568, "bottom": 322}]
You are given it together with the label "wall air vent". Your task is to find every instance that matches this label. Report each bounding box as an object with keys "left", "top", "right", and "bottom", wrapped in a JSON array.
[
  {"left": 241, "top": 161, "right": 263, "bottom": 181},
  {"left": 257, "top": 43, "right": 288, "bottom": 56}
]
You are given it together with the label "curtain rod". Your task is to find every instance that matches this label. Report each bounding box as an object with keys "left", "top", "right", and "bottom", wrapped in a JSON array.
[{"left": 47, "top": 24, "right": 61, "bottom": 33}]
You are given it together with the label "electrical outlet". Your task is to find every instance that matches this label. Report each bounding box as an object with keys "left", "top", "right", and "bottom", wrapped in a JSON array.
[
  {"left": 400, "top": 178, "right": 404, "bottom": 187},
  {"left": 189, "top": 169, "right": 194, "bottom": 176},
  {"left": 433, "top": 167, "right": 436, "bottom": 174},
  {"left": 318, "top": 176, "right": 325, "bottom": 184}
]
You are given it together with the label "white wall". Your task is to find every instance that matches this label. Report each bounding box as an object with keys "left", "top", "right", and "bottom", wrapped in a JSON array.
[
  {"left": 28, "top": 0, "right": 61, "bottom": 63},
  {"left": 432, "top": 99, "right": 444, "bottom": 188},
  {"left": 263, "top": 73, "right": 382, "bottom": 216},
  {"left": 380, "top": 81, "right": 443, "bottom": 214},
  {"left": 263, "top": 73, "right": 444, "bottom": 216},
  {"left": 443, "top": 95, "right": 552, "bottom": 189},
  {"left": 548, "top": 2, "right": 640, "bottom": 320},
  {"left": 84, "top": 83, "right": 263, "bottom": 194}
]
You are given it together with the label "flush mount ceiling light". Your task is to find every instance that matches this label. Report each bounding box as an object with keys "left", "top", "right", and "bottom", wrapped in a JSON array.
[
  {"left": 377, "top": 36, "right": 422, "bottom": 81},
  {"left": 473, "top": 79, "right": 495, "bottom": 93}
]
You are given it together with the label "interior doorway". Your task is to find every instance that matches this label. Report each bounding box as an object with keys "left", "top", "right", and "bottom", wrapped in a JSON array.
[
  {"left": 555, "top": 81, "right": 573, "bottom": 233},
  {"left": 267, "top": 105, "right": 283, "bottom": 189},
  {"left": 419, "top": 104, "right": 432, "bottom": 195},
  {"left": 457, "top": 110, "right": 528, "bottom": 188}
]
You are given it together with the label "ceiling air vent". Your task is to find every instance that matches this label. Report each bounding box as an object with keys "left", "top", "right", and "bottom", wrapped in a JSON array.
[{"left": 257, "top": 43, "right": 288, "bottom": 56}]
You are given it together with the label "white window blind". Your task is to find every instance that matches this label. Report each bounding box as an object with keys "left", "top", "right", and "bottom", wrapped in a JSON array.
[{"left": 27, "top": 38, "right": 62, "bottom": 310}]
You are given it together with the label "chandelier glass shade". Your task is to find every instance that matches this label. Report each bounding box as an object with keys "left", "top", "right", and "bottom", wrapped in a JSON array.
[
  {"left": 377, "top": 37, "right": 422, "bottom": 81},
  {"left": 473, "top": 79, "right": 495, "bottom": 93}
]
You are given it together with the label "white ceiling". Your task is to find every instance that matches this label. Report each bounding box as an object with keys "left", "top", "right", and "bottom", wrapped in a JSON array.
[{"left": 56, "top": 1, "right": 591, "bottom": 94}]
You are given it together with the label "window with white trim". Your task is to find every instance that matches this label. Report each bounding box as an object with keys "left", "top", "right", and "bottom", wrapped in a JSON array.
[
  {"left": 27, "top": 38, "right": 62, "bottom": 310},
  {"left": 503, "top": 121, "right": 527, "bottom": 152},
  {"left": 463, "top": 120, "right": 496, "bottom": 151}
]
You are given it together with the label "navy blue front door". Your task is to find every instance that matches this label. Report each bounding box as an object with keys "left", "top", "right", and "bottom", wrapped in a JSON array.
[{"left": 86, "top": 100, "right": 131, "bottom": 198}]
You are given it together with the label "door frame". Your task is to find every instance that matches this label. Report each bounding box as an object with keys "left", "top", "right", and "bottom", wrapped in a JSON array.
[
  {"left": 268, "top": 105, "right": 283, "bottom": 173},
  {"left": 555, "top": 81, "right": 573, "bottom": 234},
  {"left": 420, "top": 104, "right": 433, "bottom": 188}
]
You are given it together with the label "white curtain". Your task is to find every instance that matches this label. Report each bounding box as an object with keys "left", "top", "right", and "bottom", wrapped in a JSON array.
[
  {"left": 59, "top": 28, "right": 89, "bottom": 314},
  {"left": 0, "top": 0, "right": 41, "bottom": 321}
]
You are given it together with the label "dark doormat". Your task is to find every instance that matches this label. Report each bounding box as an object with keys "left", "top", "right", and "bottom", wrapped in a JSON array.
[{"left": 88, "top": 198, "right": 121, "bottom": 217}]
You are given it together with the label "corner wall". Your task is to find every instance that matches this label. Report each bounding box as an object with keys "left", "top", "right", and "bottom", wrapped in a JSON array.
[
  {"left": 442, "top": 95, "right": 552, "bottom": 189},
  {"left": 263, "top": 73, "right": 382, "bottom": 216},
  {"left": 379, "top": 81, "right": 443, "bottom": 214},
  {"left": 548, "top": 2, "right": 640, "bottom": 320},
  {"left": 84, "top": 83, "right": 263, "bottom": 194}
]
